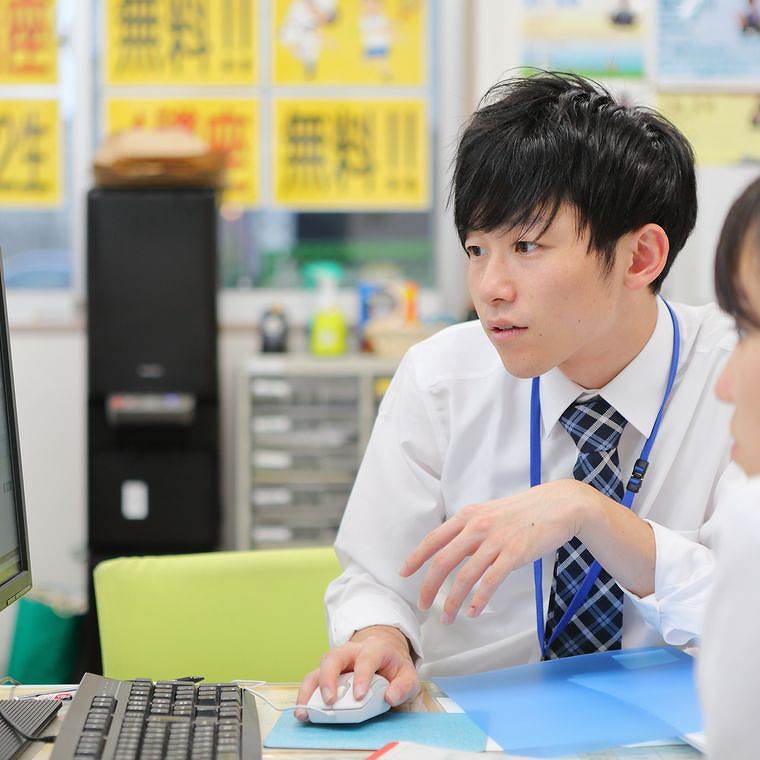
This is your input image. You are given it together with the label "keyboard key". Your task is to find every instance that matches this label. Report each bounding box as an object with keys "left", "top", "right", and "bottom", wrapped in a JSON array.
[{"left": 91, "top": 697, "right": 116, "bottom": 710}]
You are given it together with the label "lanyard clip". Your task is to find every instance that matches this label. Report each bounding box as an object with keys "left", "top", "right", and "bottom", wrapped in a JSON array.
[{"left": 626, "top": 458, "right": 649, "bottom": 493}]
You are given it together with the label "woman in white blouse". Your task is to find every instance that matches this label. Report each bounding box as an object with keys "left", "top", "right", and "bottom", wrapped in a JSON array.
[{"left": 701, "top": 175, "right": 760, "bottom": 759}]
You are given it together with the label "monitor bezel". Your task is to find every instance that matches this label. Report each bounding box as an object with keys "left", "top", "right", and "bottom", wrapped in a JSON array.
[{"left": 0, "top": 251, "right": 32, "bottom": 611}]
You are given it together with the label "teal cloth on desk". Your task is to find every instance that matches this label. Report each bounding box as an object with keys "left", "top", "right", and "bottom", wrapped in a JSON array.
[
  {"left": 433, "top": 646, "right": 702, "bottom": 758},
  {"left": 264, "top": 711, "right": 489, "bottom": 751}
]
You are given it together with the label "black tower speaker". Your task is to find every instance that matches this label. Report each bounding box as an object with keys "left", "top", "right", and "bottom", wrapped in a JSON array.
[{"left": 87, "top": 188, "right": 220, "bottom": 554}]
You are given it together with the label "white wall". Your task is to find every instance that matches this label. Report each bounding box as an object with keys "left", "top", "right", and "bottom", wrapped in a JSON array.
[
  {"left": 0, "top": 325, "right": 87, "bottom": 671},
  {"left": 671, "top": 166, "right": 760, "bottom": 305},
  {"left": 218, "top": 327, "right": 260, "bottom": 549}
]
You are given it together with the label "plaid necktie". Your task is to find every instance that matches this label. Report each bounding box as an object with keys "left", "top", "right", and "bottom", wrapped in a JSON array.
[{"left": 544, "top": 395, "right": 628, "bottom": 659}]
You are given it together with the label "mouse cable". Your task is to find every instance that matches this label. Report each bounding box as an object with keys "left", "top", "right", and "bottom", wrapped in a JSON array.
[{"left": 242, "top": 687, "right": 348, "bottom": 716}]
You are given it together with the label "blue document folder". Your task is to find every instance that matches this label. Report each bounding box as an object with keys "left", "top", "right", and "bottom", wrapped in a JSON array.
[{"left": 433, "top": 646, "right": 702, "bottom": 757}]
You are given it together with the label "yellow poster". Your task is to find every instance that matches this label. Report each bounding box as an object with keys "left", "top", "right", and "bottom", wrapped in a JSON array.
[
  {"left": 273, "top": 0, "right": 426, "bottom": 85},
  {"left": 107, "top": 98, "right": 259, "bottom": 206},
  {"left": 0, "top": 0, "right": 57, "bottom": 84},
  {"left": 0, "top": 100, "right": 60, "bottom": 206},
  {"left": 659, "top": 93, "right": 760, "bottom": 167},
  {"left": 106, "top": 0, "right": 257, "bottom": 85},
  {"left": 274, "top": 98, "right": 428, "bottom": 209}
]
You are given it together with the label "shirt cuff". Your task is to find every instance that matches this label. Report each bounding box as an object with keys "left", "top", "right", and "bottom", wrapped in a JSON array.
[
  {"left": 328, "top": 595, "right": 424, "bottom": 662},
  {"left": 621, "top": 520, "right": 713, "bottom": 645}
]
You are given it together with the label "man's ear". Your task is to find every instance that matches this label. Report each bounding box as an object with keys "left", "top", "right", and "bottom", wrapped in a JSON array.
[{"left": 624, "top": 224, "right": 670, "bottom": 291}]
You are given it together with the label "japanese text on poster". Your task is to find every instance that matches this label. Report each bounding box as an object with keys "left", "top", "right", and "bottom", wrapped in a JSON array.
[
  {"left": 274, "top": 99, "right": 428, "bottom": 209},
  {"left": 659, "top": 93, "right": 760, "bottom": 167},
  {"left": 107, "top": 98, "right": 259, "bottom": 205},
  {"left": 0, "top": 0, "right": 57, "bottom": 84},
  {"left": 0, "top": 100, "right": 60, "bottom": 206},
  {"left": 106, "top": 0, "right": 257, "bottom": 85},
  {"left": 274, "top": 0, "right": 426, "bottom": 85}
]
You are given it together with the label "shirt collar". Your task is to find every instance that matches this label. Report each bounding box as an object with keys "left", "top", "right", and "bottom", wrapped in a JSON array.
[{"left": 539, "top": 297, "right": 676, "bottom": 437}]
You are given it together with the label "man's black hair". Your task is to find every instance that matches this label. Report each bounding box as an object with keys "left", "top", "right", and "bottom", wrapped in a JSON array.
[
  {"left": 715, "top": 175, "right": 760, "bottom": 329},
  {"left": 451, "top": 71, "right": 697, "bottom": 293}
]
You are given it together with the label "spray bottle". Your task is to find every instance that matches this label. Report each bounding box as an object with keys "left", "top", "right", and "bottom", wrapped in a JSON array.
[{"left": 310, "top": 266, "right": 347, "bottom": 356}]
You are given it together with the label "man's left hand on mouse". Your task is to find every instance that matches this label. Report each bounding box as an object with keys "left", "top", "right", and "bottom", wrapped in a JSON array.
[{"left": 399, "top": 479, "right": 613, "bottom": 624}]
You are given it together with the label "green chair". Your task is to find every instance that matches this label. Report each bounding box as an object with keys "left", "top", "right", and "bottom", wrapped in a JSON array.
[{"left": 93, "top": 547, "right": 341, "bottom": 683}]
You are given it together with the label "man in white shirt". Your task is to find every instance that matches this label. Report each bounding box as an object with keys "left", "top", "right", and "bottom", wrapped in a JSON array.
[{"left": 296, "top": 72, "right": 739, "bottom": 719}]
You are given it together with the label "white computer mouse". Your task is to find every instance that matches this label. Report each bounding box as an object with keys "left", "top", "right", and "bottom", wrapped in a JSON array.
[{"left": 306, "top": 672, "right": 391, "bottom": 724}]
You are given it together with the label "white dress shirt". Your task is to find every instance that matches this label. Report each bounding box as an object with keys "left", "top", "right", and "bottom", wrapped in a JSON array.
[
  {"left": 326, "top": 299, "right": 741, "bottom": 677},
  {"left": 699, "top": 474, "right": 760, "bottom": 760}
]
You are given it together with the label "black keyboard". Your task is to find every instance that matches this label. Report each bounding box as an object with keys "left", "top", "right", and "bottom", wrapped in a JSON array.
[
  {"left": 0, "top": 697, "right": 61, "bottom": 760},
  {"left": 50, "top": 673, "right": 261, "bottom": 760}
]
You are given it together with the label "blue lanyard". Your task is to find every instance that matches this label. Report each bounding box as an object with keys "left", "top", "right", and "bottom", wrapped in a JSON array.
[{"left": 530, "top": 298, "right": 681, "bottom": 658}]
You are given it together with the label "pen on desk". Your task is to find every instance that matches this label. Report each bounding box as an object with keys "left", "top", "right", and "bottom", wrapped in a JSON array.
[{"left": 16, "top": 689, "right": 77, "bottom": 701}]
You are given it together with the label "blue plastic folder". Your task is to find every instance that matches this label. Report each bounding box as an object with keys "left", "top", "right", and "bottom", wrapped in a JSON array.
[
  {"left": 264, "top": 711, "right": 489, "bottom": 752},
  {"left": 433, "top": 646, "right": 702, "bottom": 758}
]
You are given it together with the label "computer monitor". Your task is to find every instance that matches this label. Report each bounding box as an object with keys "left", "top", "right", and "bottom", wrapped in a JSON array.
[{"left": 0, "top": 253, "right": 32, "bottom": 613}]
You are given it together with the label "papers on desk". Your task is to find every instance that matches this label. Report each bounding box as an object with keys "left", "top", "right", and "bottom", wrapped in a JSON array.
[
  {"left": 263, "top": 711, "right": 489, "bottom": 752},
  {"left": 367, "top": 740, "right": 509, "bottom": 758},
  {"left": 433, "top": 647, "right": 703, "bottom": 758}
]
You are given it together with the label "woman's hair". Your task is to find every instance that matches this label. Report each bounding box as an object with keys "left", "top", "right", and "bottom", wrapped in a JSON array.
[{"left": 715, "top": 176, "right": 760, "bottom": 329}]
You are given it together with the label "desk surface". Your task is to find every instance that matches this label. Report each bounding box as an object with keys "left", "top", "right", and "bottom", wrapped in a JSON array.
[{"left": 0, "top": 683, "right": 702, "bottom": 759}]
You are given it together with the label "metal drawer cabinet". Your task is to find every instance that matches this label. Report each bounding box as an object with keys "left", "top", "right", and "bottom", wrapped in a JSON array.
[{"left": 236, "top": 355, "right": 398, "bottom": 549}]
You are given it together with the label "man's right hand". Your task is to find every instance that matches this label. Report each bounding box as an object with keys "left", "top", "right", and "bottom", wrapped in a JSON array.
[{"left": 295, "top": 625, "right": 419, "bottom": 721}]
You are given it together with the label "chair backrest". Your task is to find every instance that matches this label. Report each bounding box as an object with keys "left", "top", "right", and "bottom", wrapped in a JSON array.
[{"left": 94, "top": 547, "right": 341, "bottom": 682}]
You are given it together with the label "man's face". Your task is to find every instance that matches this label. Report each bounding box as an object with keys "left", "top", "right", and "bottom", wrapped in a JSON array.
[
  {"left": 715, "top": 238, "right": 760, "bottom": 477},
  {"left": 466, "top": 204, "right": 627, "bottom": 380}
]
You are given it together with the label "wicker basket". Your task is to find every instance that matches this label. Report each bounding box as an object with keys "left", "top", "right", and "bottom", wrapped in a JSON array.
[{"left": 364, "top": 320, "right": 443, "bottom": 357}]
